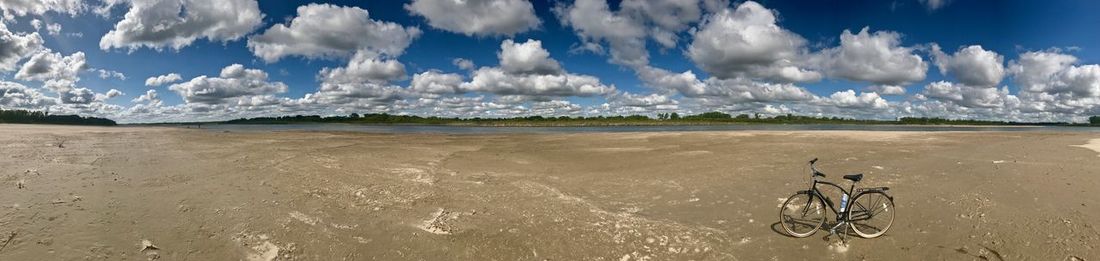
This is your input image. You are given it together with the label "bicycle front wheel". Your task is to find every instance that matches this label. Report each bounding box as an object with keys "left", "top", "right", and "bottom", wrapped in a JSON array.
[
  {"left": 847, "top": 191, "right": 895, "bottom": 238},
  {"left": 779, "top": 193, "right": 826, "bottom": 238}
]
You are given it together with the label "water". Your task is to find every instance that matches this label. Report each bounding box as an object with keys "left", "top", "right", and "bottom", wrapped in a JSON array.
[{"left": 193, "top": 123, "right": 1100, "bottom": 134}]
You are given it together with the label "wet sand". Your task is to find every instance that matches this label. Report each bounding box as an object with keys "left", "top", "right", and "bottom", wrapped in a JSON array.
[{"left": 0, "top": 124, "right": 1097, "bottom": 260}]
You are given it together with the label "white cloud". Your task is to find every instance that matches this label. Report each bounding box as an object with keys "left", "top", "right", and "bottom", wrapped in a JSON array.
[
  {"left": 59, "top": 87, "right": 96, "bottom": 104},
  {"left": 554, "top": 0, "right": 649, "bottom": 68},
  {"left": 248, "top": 3, "right": 421, "bottom": 62},
  {"left": 621, "top": 0, "right": 703, "bottom": 48},
  {"left": 452, "top": 58, "right": 475, "bottom": 71},
  {"left": 687, "top": 1, "right": 820, "bottom": 82},
  {"left": 499, "top": 39, "right": 563, "bottom": 75},
  {"left": 410, "top": 70, "right": 465, "bottom": 95},
  {"left": 132, "top": 89, "right": 161, "bottom": 106},
  {"left": 305, "top": 82, "right": 405, "bottom": 110},
  {"left": 0, "top": 0, "right": 84, "bottom": 19},
  {"left": 1009, "top": 50, "right": 1098, "bottom": 96},
  {"left": 865, "top": 85, "right": 907, "bottom": 96},
  {"left": 0, "top": 21, "right": 43, "bottom": 71},
  {"left": 168, "top": 64, "right": 288, "bottom": 105},
  {"left": 816, "top": 27, "right": 927, "bottom": 86},
  {"left": 145, "top": 73, "right": 183, "bottom": 86},
  {"left": 405, "top": 0, "right": 540, "bottom": 37},
  {"left": 461, "top": 67, "right": 614, "bottom": 97},
  {"left": 45, "top": 23, "right": 61, "bottom": 36},
  {"left": 96, "top": 89, "right": 124, "bottom": 101},
  {"left": 823, "top": 90, "right": 888, "bottom": 109},
  {"left": 100, "top": 0, "right": 263, "bottom": 51},
  {"left": 0, "top": 81, "right": 56, "bottom": 109},
  {"left": 15, "top": 51, "right": 87, "bottom": 83},
  {"left": 918, "top": 0, "right": 950, "bottom": 10},
  {"left": 931, "top": 44, "right": 1005, "bottom": 87},
  {"left": 95, "top": 68, "right": 127, "bottom": 80},
  {"left": 921, "top": 81, "right": 1015, "bottom": 109},
  {"left": 444, "top": 39, "right": 616, "bottom": 98},
  {"left": 319, "top": 52, "right": 407, "bottom": 85},
  {"left": 607, "top": 91, "right": 678, "bottom": 111},
  {"left": 635, "top": 65, "right": 814, "bottom": 102}
]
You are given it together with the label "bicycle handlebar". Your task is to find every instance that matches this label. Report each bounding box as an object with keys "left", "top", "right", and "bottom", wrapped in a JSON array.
[{"left": 809, "top": 158, "right": 824, "bottom": 178}]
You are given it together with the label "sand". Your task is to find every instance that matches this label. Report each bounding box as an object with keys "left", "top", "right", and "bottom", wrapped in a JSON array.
[{"left": 0, "top": 124, "right": 1098, "bottom": 260}]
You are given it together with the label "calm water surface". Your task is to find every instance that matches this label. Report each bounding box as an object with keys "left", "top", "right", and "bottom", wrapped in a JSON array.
[{"left": 192, "top": 123, "right": 1100, "bottom": 134}]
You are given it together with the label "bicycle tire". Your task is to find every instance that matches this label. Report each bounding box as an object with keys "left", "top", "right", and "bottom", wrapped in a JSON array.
[
  {"left": 847, "top": 191, "right": 895, "bottom": 238},
  {"left": 779, "top": 192, "right": 826, "bottom": 238}
]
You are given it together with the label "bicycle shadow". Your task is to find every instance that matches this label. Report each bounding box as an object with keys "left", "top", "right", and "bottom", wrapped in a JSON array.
[{"left": 769, "top": 222, "right": 798, "bottom": 238}]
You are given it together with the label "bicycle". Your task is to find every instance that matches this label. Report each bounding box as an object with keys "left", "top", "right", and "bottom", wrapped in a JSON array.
[{"left": 779, "top": 158, "right": 895, "bottom": 242}]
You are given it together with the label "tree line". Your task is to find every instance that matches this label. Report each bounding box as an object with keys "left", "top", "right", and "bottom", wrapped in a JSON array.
[
  {"left": 0, "top": 109, "right": 117, "bottom": 126},
  {"left": 222, "top": 112, "right": 1096, "bottom": 126}
]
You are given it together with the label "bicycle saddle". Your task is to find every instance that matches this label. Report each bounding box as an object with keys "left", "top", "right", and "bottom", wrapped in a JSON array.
[{"left": 843, "top": 173, "right": 863, "bottom": 182}]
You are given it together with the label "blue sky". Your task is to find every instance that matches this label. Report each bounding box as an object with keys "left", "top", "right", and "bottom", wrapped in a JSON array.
[{"left": 2, "top": 0, "right": 1100, "bottom": 123}]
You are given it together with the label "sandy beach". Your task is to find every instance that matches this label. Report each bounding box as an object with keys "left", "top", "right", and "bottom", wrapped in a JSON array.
[{"left": 0, "top": 124, "right": 1098, "bottom": 260}]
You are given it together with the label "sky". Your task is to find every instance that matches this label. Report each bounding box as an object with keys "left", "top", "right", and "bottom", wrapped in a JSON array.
[{"left": 1, "top": 0, "right": 1100, "bottom": 123}]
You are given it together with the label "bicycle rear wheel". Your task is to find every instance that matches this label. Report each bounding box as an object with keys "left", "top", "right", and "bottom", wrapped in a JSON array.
[
  {"left": 779, "top": 193, "right": 826, "bottom": 237},
  {"left": 847, "top": 191, "right": 895, "bottom": 238}
]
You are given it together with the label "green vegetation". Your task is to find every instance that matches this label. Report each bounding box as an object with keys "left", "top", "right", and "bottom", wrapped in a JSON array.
[
  {"left": 1091, "top": 116, "right": 1100, "bottom": 125},
  {"left": 0, "top": 109, "right": 117, "bottom": 126},
  {"left": 218, "top": 112, "right": 1083, "bottom": 127}
]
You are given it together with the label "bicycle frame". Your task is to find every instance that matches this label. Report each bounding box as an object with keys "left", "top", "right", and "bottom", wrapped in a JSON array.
[{"left": 805, "top": 179, "right": 857, "bottom": 221}]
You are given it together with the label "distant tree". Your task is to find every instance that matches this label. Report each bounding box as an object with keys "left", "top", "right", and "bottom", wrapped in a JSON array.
[
  {"left": 349, "top": 113, "right": 360, "bottom": 118},
  {"left": 1091, "top": 116, "right": 1100, "bottom": 124},
  {"left": 735, "top": 114, "right": 750, "bottom": 119},
  {"left": 754, "top": 113, "right": 761, "bottom": 119},
  {"left": 670, "top": 112, "right": 680, "bottom": 120}
]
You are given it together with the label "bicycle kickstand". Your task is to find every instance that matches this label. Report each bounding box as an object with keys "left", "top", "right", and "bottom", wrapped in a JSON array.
[{"left": 828, "top": 221, "right": 849, "bottom": 244}]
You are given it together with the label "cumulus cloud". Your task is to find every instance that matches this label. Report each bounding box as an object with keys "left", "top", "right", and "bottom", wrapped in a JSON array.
[
  {"left": 823, "top": 90, "right": 888, "bottom": 109},
  {"left": 688, "top": 1, "right": 820, "bottom": 82},
  {"left": 0, "top": 21, "right": 43, "bottom": 71},
  {"left": 168, "top": 64, "right": 288, "bottom": 105},
  {"left": 461, "top": 67, "right": 614, "bottom": 97},
  {"left": 15, "top": 51, "right": 87, "bottom": 83},
  {"left": 96, "top": 89, "right": 124, "bottom": 101},
  {"left": 410, "top": 70, "right": 465, "bottom": 95},
  {"left": 319, "top": 52, "right": 407, "bottom": 85},
  {"left": 0, "top": 81, "right": 56, "bottom": 109},
  {"left": 606, "top": 92, "right": 679, "bottom": 114},
  {"left": 931, "top": 44, "right": 1005, "bottom": 87},
  {"left": 405, "top": 0, "right": 540, "bottom": 37},
  {"left": 499, "top": 39, "right": 563, "bottom": 75},
  {"left": 555, "top": 0, "right": 650, "bottom": 68},
  {"left": 132, "top": 89, "right": 161, "bottom": 105},
  {"left": 452, "top": 58, "right": 475, "bottom": 71},
  {"left": 0, "top": 0, "right": 84, "bottom": 19},
  {"left": 145, "top": 73, "right": 183, "bottom": 86},
  {"left": 816, "top": 27, "right": 927, "bottom": 86},
  {"left": 248, "top": 3, "right": 421, "bottom": 62},
  {"left": 1009, "top": 50, "right": 1099, "bottom": 97},
  {"left": 95, "top": 69, "right": 126, "bottom": 80},
  {"left": 865, "top": 85, "right": 907, "bottom": 96},
  {"left": 621, "top": 0, "right": 703, "bottom": 48},
  {"left": 58, "top": 87, "right": 100, "bottom": 104},
  {"left": 100, "top": 0, "right": 264, "bottom": 51},
  {"left": 1006, "top": 50, "right": 1100, "bottom": 115},
  {"left": 921, "top": 81, "right": 1016, "bottom": 109},
  {"left": 448, "top": 39, "right": 616, "bottom": 97}
]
